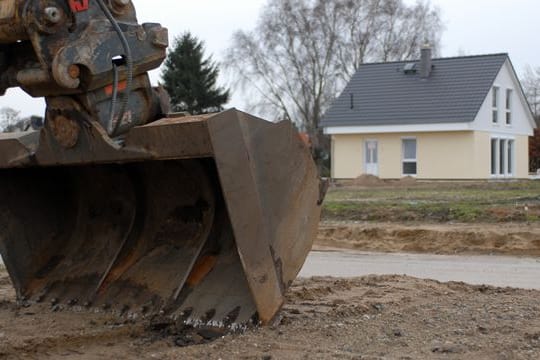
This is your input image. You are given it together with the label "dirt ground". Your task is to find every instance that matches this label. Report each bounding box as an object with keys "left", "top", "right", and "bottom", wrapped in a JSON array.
[
  {"left": 1, "top": 268, "right": 540, "bottom": 359},
  {"left": 316, "top": 221, "right": 540, "bottom": 256},
  {"left": 2, "top": 181, "right": 539, "bottom": 359}
]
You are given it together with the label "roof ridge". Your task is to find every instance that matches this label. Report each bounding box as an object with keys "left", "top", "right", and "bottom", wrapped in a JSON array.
[
  {"left": 432, "top": 53, "right": 508, "bottom": 62},
  {"left": 359, "top": 53, "right": 508, "bottom": 67}
]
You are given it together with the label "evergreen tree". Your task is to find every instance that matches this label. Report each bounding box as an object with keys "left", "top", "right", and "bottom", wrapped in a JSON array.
[
  {"left": 530, "top": 119, "right": 540, "bottom": 172},
  {"left": 161, "top": 32, "right": 230, "bottom": 114}
]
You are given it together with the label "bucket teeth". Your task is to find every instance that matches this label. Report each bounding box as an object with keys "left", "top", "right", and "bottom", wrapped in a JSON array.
[{"left": 168, "top": 212, "right": 258, "bottom": 328}]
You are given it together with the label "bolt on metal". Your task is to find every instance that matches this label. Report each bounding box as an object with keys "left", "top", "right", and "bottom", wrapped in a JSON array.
[{"left": 44, "top": 7, "right": 62, "bottom": 24}]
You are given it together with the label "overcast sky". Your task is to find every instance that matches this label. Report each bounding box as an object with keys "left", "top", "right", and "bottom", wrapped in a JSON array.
[{"left": 1, "top": 0, "right": 538, "bottom": 117}]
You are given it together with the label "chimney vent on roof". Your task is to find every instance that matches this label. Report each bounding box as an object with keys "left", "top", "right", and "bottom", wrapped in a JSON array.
[
  {"left": 420, "top": 44, "right": 432, "bottom": 78},
  {"left": 403, "top": 62, "right": 416, "bottom": 74}
]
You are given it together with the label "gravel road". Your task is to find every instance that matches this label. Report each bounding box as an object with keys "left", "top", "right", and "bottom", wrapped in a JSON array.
[
  {"left": 3, "top": 251, "right": 539, "bottom": 290},
  {"left": 301, "top": 250, "right": 540, "bottom": 289}
]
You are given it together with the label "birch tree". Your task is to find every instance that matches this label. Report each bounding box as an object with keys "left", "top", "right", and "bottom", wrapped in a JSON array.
[
  {"left": 522, "top": 65, "right": 540, "bottom": 119},
  {"left": 225, "top": 0, "right": 443, "bottom": 161}
]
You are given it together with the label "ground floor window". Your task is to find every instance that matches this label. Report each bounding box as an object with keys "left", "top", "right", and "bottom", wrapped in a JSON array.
[
  {"left": 491, "top": 137, "right": 514, "bottom": 177},
  {"left": 402, "top": 138, "right": 417, "bottom": 176}
]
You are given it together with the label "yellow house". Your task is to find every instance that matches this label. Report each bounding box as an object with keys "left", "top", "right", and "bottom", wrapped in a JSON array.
[{"left": 321, "top": 50, "right": 536, "bottom": 180}]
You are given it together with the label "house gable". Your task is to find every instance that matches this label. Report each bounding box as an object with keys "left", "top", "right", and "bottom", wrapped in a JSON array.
[{"left": 471, "top": 59, "right": 536, "bottom": 136}]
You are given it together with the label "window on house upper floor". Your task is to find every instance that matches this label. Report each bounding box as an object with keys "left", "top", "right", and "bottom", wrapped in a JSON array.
[
  {"left": 505, "top": 89, "right": 512, "bottom": 125},
  {"left": 492, "top": 86, "right": 499, "bottom": 124}
]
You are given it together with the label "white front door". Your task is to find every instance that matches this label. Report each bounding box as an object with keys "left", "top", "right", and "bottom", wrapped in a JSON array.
[{"left": 365, "top": 140, "right": 379, "bottom": 176}]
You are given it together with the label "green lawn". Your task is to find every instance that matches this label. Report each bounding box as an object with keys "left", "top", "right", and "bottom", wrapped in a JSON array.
[{"left": 323, "top": 181, "right": 540, "bottom": 223}]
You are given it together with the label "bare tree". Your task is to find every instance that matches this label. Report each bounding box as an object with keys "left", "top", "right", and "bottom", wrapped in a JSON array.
[
  {"left": 225, "top": 0, "right": 443, "bottom": 160},
  {"left": 522, "top": 65, "right": 540, "bottom": 120},
  {"left": 335, "top": 0, "right": 442, "bottom": 81},
  {"left": 226, "top": 0, "right": 340, "bottom": 152},
  {"left": 0, "top": 107, "right": 21, "bottom": 132}
]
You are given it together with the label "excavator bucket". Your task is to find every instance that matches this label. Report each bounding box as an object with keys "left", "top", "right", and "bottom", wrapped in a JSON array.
[{"left": 0, "top": 109, "right": 323, "bottom": 327}]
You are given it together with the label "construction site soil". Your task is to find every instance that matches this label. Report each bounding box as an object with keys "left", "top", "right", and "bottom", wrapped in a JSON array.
[
  {"left": 317, "top": 222, "right": 540, "bottom": 256},
  {"left": 1, "top": 268, "right": 540, "bottom": 359}
]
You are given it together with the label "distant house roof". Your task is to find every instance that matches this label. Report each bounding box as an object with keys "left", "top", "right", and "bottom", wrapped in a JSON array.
[{"left": 321, "top": 53, "right": 511, "bottom": 128}]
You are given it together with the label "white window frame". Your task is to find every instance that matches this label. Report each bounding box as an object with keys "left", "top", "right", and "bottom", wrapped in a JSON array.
[
  {"left": 490, "top": 138, "right": 499, "bottom": 176},
  {"left": 505, "top": 88, "right": 513, "bottom": 126},
  {"left": 507, "top": 139, "right": 515, "bottom": 176},
  {"left": 490, "top": 135, "right": 515, "bottom": 178},
  {"left": 492, "top": 86, "right": 499, "bottom": 125},
  {"left": 401, "top": 137, "right": 417, "bottom": 177}
]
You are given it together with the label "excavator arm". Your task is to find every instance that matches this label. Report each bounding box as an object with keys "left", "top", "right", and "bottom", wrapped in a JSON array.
[{"left": 0, "top": 0, "right": 167, "bottom": 138}]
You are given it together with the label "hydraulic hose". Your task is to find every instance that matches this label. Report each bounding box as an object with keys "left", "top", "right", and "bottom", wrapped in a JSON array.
[{"left": 96, "top": 0, "right": 133, "bottom": 137}]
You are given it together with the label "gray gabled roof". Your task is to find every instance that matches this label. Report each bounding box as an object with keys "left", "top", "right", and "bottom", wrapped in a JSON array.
[{"left": 321, "top": 53, "right": 509, "bottom": 128}]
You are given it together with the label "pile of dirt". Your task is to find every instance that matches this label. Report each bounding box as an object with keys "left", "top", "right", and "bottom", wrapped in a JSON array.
[
  {"left": 339, "top": 175, "right": 419, "bottom": 188},
  {"left": 397, "top": 176, "right": 417, "bottom": 185},
  {"left": 0, "top": 269, "right": 539, "bottom": 359},
  {"left": 347, "top": 174, "right": 385, "bottom": 186},
  {"left": 317, "top": 222, "right": 540, "bottom": 256}
]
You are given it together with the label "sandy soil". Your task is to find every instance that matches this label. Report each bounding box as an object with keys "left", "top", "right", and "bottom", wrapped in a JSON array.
[
  {"left": 317, "top": 222, "right": 540, "bottom": 256},
  {"left": 1, "top": 268, "right": 540, "bottom": 359}
]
